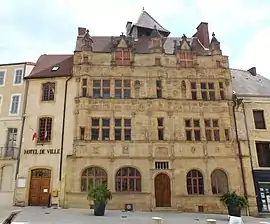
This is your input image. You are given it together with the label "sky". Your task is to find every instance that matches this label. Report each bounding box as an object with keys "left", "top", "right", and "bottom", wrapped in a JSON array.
[{"left": 1, "top": 0, "right": 270, "bottom": 77}]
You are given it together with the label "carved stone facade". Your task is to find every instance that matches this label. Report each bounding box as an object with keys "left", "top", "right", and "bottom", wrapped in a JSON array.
[{"left": 63, "top": 20, "right": 257, "bottom": 214}]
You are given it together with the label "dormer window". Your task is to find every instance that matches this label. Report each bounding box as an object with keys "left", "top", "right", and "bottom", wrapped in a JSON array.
[
  {"left": 51, "top": 66, "right": 59, "bottom": 71},
  {"left": 115, "top": 49, "right": 131, "bottom": 66},
  {"left": 179, "top": 52, "right": 193, "bottom": 68}
]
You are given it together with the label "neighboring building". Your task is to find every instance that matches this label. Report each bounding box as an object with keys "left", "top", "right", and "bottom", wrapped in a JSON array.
[
  {"left": 13, "top": 55, "right": 75, "bottom": 207},
  {"left": 0, "top": 62, "right": 35, "bottom": 206},
  {"left": 232, "top": 67, "right": 270, "bottom": 214},
  {"left": 62, "top": 9, "right": 257, "bottom": 214}
]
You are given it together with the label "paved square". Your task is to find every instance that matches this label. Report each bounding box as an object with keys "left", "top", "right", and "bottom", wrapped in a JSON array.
[{"left": 1, "top": 207, "right": 270, "bottom": 224}]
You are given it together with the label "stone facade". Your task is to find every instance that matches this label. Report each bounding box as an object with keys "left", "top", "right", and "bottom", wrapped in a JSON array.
[
  {"left": 0, "top": 62, "right": 34, "bottom": 206},
  {"left": 63, "top": 25, "right": 257, "bottom": 214}
]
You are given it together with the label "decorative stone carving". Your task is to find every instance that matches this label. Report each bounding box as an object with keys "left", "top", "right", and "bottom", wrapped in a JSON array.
[
  {"left": 173, "top": 90, "right": 178, "bottom": 97},
  {"left": 144, "top": 129, "right": 149, "bottom": 141},
  {"left": 191, "top": 147, "right": 196, "bottom": 153},
  {"left": 167, "top": 111, "right": 173, "bottom": 118},
  {"left": 215, "top": 147, "right": 220, "bottom": 153},
  {"left": 131, "top": 112, "right": 136, "bottom": 117},
  {"left": 138, "top": 104, "right": 145, "bottom": 112},
  {"left": 155, "top": 147, "right": 168, "bottom": 155},
  {"left": 92, "top": 147, "right": 100, "bottom": 154},
  {"left": 122, "top": 146, "right": 129, "bottom": 154}
]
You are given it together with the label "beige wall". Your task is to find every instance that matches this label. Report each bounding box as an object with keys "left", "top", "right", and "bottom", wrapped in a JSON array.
[
  {"left": 15, "top": 76, "right": 75, "bottom": 206},
  {"left": 63, "top": 51, "right": 257, "bottom": 214},
  {"left": 0, "top": 63, "right": 34, "bottom": 206}
]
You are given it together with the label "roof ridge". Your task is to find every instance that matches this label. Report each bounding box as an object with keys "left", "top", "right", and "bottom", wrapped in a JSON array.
[{"left": 142, "top": 10, "right": 168, "bottom": 32}]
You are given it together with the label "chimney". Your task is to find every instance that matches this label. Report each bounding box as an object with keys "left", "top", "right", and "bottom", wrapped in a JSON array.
[
  {"left": 126, "top": 22, "right": 132, "bottom": 36},
  {"left": 248, "top": 67, "right": 257, "bottom": 76},
  {"left": 78, "top": 27, "right": 86, "bottom": 36},
  {"left": 194, "top": 22, "right": 210, "bottom": 48}
]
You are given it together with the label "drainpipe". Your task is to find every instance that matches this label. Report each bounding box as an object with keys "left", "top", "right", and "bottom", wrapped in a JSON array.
[
  {"left": 232, "top": 99, "right": 250, "bottom": 215},
  {"left": 242, "top": 102, "right": 257, "bottom": 214},
  {"left": 59, "top": 76, "right": 72, "bottom": 181},
  {"left": 14, "top": 64, "right": 29, "bottom": 205},
  {"left": 15, "top": 64, "right": 29, "bottom": 177}
]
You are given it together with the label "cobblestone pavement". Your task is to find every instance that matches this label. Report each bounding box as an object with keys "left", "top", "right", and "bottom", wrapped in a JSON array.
[{"left": 0, "top": 206, "right": 270, "bottom": 224}]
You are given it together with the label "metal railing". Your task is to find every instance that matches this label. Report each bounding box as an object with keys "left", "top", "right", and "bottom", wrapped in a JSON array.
[{"left": 0, "top": 146, "right": 19, "bottom": 159}]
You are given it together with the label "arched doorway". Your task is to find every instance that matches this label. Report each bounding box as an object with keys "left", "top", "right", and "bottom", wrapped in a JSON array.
[
  {"left": 29, "top": 169, "right": 51, "bottom": 206},
  {"left": 154, "top": 173, "right": 171, "bottom": 207}
]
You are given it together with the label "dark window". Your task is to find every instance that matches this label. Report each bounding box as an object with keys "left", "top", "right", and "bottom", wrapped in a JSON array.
[
  {"left": 81, "top": 167, "right": 107, "bottom": 192},
  {"left": 225, "top": 129, "right": 230, "bottom": 141},
  {"left": 114, "top": 80, "right": 131, "bottom": 99},
  {"left": 191, "top": 82, "right": 197, "bottom": 100},
  {"left": 219, "top": 82, "right": 225, "bottom": 100},
  {"left": 102, "top": 118, "right": 110, "bottom": 140},
  {"left": 38, "top": 117, "right": 52, "bottom": 143},
  {"left": 253, "top": 110, "right": 266, "bottom": 129},
  {"left": 6, "top": 128, "right": 17, "bottom": 147},
  {"left": 91, "top": 118, "right": 99, "bottom": 140},
  {"left": 211, "top": 169, "right": 228, "bottom": 194},
  {"left": 115, "top": 167, "right": 141, "bottom": 192},
  {"left": 256, "top": 142, "right": 270, "bottom": 167},
  {"left": 156, "top": 80, "right": 162, "bottom": 98},
  {"left": 185, "top": 119, "right": 201, "bottom": 141},
  {"left": 80, "top": 127, "right": 85, "bottom": 140},
  {"left": 41, "top": 82, "right": 55, "bottom": 101},
  {"left": 114, "top": 118, "right": 131, "bottom": 141},
  {"left": 155, "top": 161, "right": 169, "bottom": 169},
  {"left": 201, "top": 82, "right": 215, "bottom": 101},
  {"left": 186, "top": 169, "right": 204, "bottom": 194},
  {"left": 205, "top": 119, "right": 220, "bottom": 141},
  {"left": 82, "top": 78, "right": 87, "bottom": 97},
  {"left": 93, "top": 80, "right": 110, "bottom": 98},
  {"left": 157, "top": 118, "right": 164, "bottom": 140}
]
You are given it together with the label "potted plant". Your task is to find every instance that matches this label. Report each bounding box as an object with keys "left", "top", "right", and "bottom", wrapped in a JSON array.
[
  {"left": 87, "top": 184, "right": 112, "bottom": 216},
  {"left": 220, "top": 191, "right": 248, "bottom": 217}
]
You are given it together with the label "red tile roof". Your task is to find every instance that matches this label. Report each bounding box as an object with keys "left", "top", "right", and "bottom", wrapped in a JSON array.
[{"left": 26, "top": 54, "right": 73, "bottom": 79}]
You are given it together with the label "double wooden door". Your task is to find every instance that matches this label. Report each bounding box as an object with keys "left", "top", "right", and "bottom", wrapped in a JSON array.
[
  {"left": 154, "top": 173, "right": 171, "bottom": 207},
  {"left": 29, "top": 169, "right": 51, "bottom": 206}
]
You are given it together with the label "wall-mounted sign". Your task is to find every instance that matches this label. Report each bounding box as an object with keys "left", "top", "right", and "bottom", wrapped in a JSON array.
[{"left": 24, "top": 149, "right": 60, "bottom": 155}]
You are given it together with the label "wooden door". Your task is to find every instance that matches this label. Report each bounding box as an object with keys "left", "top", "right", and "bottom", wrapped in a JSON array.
[
  {"left": 29, "top": 169, "right": 51, "bottom": 206},
  {"left": 154, "top": 173, "right": 171, "bottom": 207}
]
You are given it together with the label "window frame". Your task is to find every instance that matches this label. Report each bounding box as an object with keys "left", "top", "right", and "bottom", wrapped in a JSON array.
[
  {"left": 115, "top": 49, "right": 131, "bottom": 66},
  {"left": 115, "top": 166, "right": 141, "bottom": 192},
  {"left": 37, "top": 117, "right": 53, "bottom": 143},
  {"left": 13, "top": 68, "right": 24, "bottom": 86},
  {"left": 204, "top": 119, "right": 220, "bottom": 141},
  {"left": 41, "top": 82, "right": 56, "bottom": 102},
  {"left": 114, "top": 79, "right": 131, "bottom": 99},
  {"left": 178, "top": 52, "right": 193, "bottom": 68},
  {"left": 0, "top": 69, "right": 7, "bottom": 87},
  {"left": 184, "top": 118, "right": 201, "bottom": 141},
  {"left": 93, "top": 80, "right": 111, "bottom": 99},
  {"left": 186, "top": 169, "right": 204, "bottom": 195},
  {"left": 253, "top": 110, "right": 266, "bottom": 130},
  {"left": 9, "top": 94, "right": 21, "bottom": 116},
  {"left": 211, "top": 169, "right": 229, "bottom": 195},
  {"left": 81, "top": 166, "right": 107, "bottom": 192}
]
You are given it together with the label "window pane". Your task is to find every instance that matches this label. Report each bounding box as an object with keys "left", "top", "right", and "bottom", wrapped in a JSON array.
[
  {"left": 115, "top": 129, "right": 121, "bottom": 140},
  {"left": 103, "top": 80, "right": 110, "bottom": 87},
  {"left": 103, "top": 89, "right": 110, "bottom": 98},
  {"left": 102, "top": 119, "right": 110, "bottom": 127},
  {"left": 115, "top": 119, "right": 122, "bottom": 127},
  {"left": 115, "top": 80, "right": 122, "bottom": 87},
  {"left": 124, "top": 89, "right": 130, "bottom": 98},
  {"left": 102, "top": 129, "right": 110, "bottom": 140},
  {"left": 92, "top": 118, "right": 99, "bottom": 126},
  {"left": 124, "top": 129, "right": 131, "bottom": 140},
  {"left": 124, "top": 80, "right": 130, "bottom": 87},
  {"left": 124, "top": 119, "right": 131, "bottom": 127},
  {"left": 115, "top": 89, "right": 122, "bottom": 99},
  {"left": 91, "top": 129, "right": 99, "bottom": 140},
  {"left": 186, "top": 130, "right": 192, "bottom": 141},
  {"left": 93, "top": 89, "right": 101, "bottom": 98},
  {"left": 93, "top": 80, "right": 101, "bottom": 87}
]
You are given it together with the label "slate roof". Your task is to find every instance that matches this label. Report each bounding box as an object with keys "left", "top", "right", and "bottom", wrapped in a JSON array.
[
  {"left": 26, "top": 54, "right": 73, "bottom": 79},
  {"left": 134, "top": 10, "right": 170, "bottom": 34},
  {"left": 231, "top": 69, "right": 270, "bottom": 97},
  {"left": 75, "top": 35, "right": 209, "bottom": 55}
]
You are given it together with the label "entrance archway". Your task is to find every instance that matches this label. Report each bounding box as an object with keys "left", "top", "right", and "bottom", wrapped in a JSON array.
[
  {"left": 29, "top": 169, "right": 51, "bottom": 206},
  {"left": 154, "top": 173, "right": 171, "bottom": 207}
]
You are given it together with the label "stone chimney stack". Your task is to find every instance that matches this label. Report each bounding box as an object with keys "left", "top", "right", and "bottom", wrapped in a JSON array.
[
  {"left": 78, "top": 27, "right": 86, "bottom": 36},
  {"left": 126, "top": 22, "right": 132, "bottom": 36},
  {"left": 248, "top": 67, "right": 257, "bottom": 76},
  {"left": 193, "top": 22, "right": 210, "bottom": 49}
]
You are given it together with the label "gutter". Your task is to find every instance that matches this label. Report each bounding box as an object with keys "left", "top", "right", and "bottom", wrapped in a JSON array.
[
  {"left": 59, "top": 76, "right": 72, "bottom": 181},
  {"left": 232, "top": 103, "right": 250, "bottom": 215}
]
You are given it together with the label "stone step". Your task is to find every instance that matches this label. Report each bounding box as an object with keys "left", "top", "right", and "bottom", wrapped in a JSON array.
[{"left": 151, "top": 207, "right": 178, "bottom": 212}]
